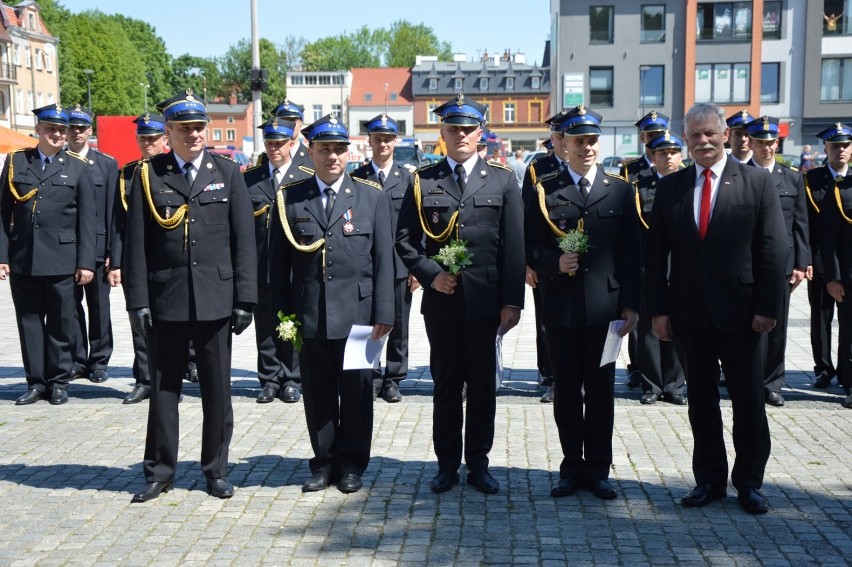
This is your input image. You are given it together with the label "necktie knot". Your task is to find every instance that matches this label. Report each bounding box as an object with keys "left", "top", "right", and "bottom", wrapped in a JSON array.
[
  {"left": 324, "top": 187, "right": 336, "bottom": 220},
  {"left": 378, "top": 170, "right": 386, "bottom": 187},
  {"left": 454, "top": 163, "right": 466, "bottom": 191},
  {"left": 183, "top": 163, "right": 193, "bottom": 188},
  {"left": 578, "top": 177, "right": 590, "bottom": 199}
]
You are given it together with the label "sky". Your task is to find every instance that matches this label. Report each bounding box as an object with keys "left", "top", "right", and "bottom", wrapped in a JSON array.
[{"left": 57, "top": 0, "right": 551, "bottom": 66}]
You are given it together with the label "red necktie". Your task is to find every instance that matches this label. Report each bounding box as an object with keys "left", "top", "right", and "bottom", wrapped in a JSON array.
[{"left": 698, "top": 168, "right": 712, "bottom": 240}]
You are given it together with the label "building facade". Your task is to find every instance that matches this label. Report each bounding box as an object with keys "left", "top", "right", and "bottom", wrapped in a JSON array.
[
  {"left": 285, "top": 70, "right": 352, "bottom": 126},
  {"left": 348, "top": 67, "right": 414, "bottom": 137},
  {"left": 206, "top": 95, "right": 253, "bottom": 152}
]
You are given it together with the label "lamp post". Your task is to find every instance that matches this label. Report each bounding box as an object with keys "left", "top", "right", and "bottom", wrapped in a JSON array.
[
  {"left": 139, "top": 82, "right": 149, "bottom": 112},
  {"left": 82, "top": 69, "right": 94, "bottom": 109},
  {"left": 639, "top": 65, "right": 650, "bottom": 153},
  {"left": 384, "top": 82, "right": 389, "bottom": 114}
]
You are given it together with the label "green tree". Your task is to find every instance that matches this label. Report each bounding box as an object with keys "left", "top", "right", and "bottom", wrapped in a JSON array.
[
  {"left": 171, "top": 54, "right": 222, "bottom": 103},
  {"left": 301, "top": 26, "right": 387, "bottom": 71},
  {"left": 385, "top": 20, "right": 453, "bottom": 67},
  {"left": 108, "top": 15, "right": 175, "bottom": 111}
]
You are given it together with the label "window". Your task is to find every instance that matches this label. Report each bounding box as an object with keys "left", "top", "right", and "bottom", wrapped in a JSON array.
[
  {"left": 304, "top": 75, "right": 318, "bottom": 85},
  {"left": 332, "top": 74, "right": 344, "bottom": 86},
  {"left": 13, "top": 46, "right": 19, "bottom": 66},
  {"left": 331, "top": 104, "right": 341, "bottom": 116},
  {"left": 531, "top": 77, "right": 540, "bottom": 89},
  {"left": 27, "top": 91, "right": 33, "bottom": 112},
  {"left": 504, "top": 102, "right": 516, "bottom": 123},
  {"left": 694, "top": 63, "right": 750, "bottom": 103},
  {"left": 427, "top": 103, "right": 439, "bottom": 124},
  {"left": 696, "top": 2, "right": 753, "bottom": 41},
  {"left": 227, "top": 116, "right": 234, "bottom": 124},
  {"left": 761, "top": 62, "right": 780, "bottom": 103},
  {"left": 34, "top": 49, "right": 42, "bottom": 70},
  {"left": 28, "top": 13, "right": 35, "bottom": 30},
  {"left": 590, "top": 6, "right": 614, "bottom": 43},
  {"left": 36, "top": 92, "right": 43, "bottom": 107},
  {"left": 506, "top": 77, "right": 514, "bottom": 90},
  {"left": 479, "top": 77, "right": 489, "bottom": 90},
  {"left": 639, "top": 65, "right": 664, "bottom": 105},
  {"left": 641, "top": 5, "right": 665, "bottom": 42},
  {"left": 47, "top": 93, "right": 54, "bottom": 104},
  {"left": 15, "top": 88, "right": 22, "bottom": 112},
  {"left": 0, "top": 91, "right": 5, "bottom": 118},
  {"left": 312, "top": 104, "right": 322, "bottom": 121},
  {"left": 213, "top": 128, "right": 223, "bottom": 142},
  {"left": 389, "top": 92, "right": 398, "bottom": 101},
  {"left": 25, "top": 48, "right": 31, "bottom": 68},
  {"left": 823, "top": 0, "right": 851, "bottom": 35},
  {"left": 454, "top": 78, "right": 463, "bottom": 90},
  {"left": 290, "top": 75, "right": 304, "bottom": 85},
  {"left": 763, "top": 1, "right": 782, "bottom": 39},
  {"left": 589, "top": 67, "right": 614, "bottom": 106},
  {"left": 319, "top": 75, "right": 331, "bottom": 85},
  {"left": 44, "top": 50, "right": 53, "bottom": 72},
  {"left": 429, "top": 78, "right": 438, "bottom": 90},
  {"left": 364, "top": 92, "right": 372, "bottom": 102},
  {"left": 821, "top": 58, "right": 852, "bottom": 101},
  {"left": 226, "top": 129, "right": 236, "bottom": 142}
]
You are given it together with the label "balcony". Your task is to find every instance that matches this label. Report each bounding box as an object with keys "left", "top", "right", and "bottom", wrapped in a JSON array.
[{"left": 0, "top": 63, "right": 17, "bottom": 83}]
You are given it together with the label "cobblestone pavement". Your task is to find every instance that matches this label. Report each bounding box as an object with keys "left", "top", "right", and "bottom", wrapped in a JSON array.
[{"left": 0, "top": 282, "right": 850, "bottom": 566}]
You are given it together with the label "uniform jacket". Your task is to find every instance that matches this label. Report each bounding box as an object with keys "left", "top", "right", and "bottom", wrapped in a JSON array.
[
  {"left": 634, "top": 172, "right": 661, "bottom": 257},
  {"left": 108, "top": 159, "right": 141, "bottom": 270},
  {"left": 0, "top": 147, "right": 96, "bottom": 276},
  {"left": 268, "top": 173, "right": 394, "bottom": 340},
  {"left": 645, "top": 159, "right": 788, "bottom": 332},
  {"left": 818, "top": 171, "right": 852, "bottom": 284},
  {"left": 747, "top": 160, "right": 810, "bottom": 275},
  {"left": 395, "top": 157, "right": 525, "bottom": 321},
  {"left": 257, "top": 140, "right": 314, "bottom": 171},
  {"left": 521, "top": 153, "right": 560, "bottom": 209},
  {"left": 75, "top": 148, "right": 118, "bottom": 261},
  {"left": 525, "top": 167, "right": 641, "bottom": 328},
  {"left": 243, "top": 160, "right": 313, "bottom": 285},
  {"left": 620, "top": 155, "right": 654, "bottom": 184},
  {"left": 350, "top": 161, "right": 413, "bottom": 279},
  {"left": 124, "top": 151, "right": 257, "bottom": 321},
  {"left": 805, "top": 165, "right": 842, "bottom": 276}
]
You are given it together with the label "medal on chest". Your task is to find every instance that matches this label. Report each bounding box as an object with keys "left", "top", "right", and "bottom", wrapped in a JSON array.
[
  {"left": 343, "top": 208, "right": 354, "bottom": 233},
  {"left": 432, "top": 211, "right": 440, "bottom": 224}
]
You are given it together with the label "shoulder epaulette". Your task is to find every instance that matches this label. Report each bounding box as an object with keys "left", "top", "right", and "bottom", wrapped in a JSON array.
[
  {"left": 353, "top": 176, "right": 382, "bottom": 190},
  {"left": 211, "top": 153, "right": 237, "bottom": 164},
  {"left": 416, "top": 161, "right": 441, "bottom": 174},
  {"left": 604, "top": 171, "right": 629, "bottom": 183},
  {"left": 530, "top": 155, "right": 549, "bottom": 167},
  {"left": 94, "top": 149, "right": 116, "bottom": 161},
  {"left": 121, "top": 160, "right": 141, "bottom": 173},
  {"left": 7, "top": 148, "right": 24, "bottom": 158},
  {"left": 297, "top": 165, "right": 314, "bottom": 175},
  {"left": 280, "top": 177, "right": 310, "bottom": 191},
  {"left": 66, "top": 150, "right": 87, "bottom": 162},
  {"left": 487, "top": 159, "right": 512, "bottom": 171},
  {"left": 537, "top": 170, "right": 560, "bottom": 184},
  {"left": 625, "top": 156, "right": 642, "bottom": 165}
]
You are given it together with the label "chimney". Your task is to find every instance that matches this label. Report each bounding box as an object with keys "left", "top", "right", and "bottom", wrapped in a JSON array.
[
  {"left": 501, "top": 49, "right": 511, "bottom": 62},
  {"left": 228, "top": 93, "right": 237, "bottom": 105},
  {"left": 480, "top": 50, "right": 489, "bottom": 62}
]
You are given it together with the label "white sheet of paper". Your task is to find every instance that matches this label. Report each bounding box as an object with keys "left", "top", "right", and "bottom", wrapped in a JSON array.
[
  {"left": 343, "top": 325, "right": 388, "bottom": 370},
  {"left": 495, "top": 334, "right": 504, "bottom": 389},
  {"left": 600, "top": 320, "right": 626, "bottom": 367}
]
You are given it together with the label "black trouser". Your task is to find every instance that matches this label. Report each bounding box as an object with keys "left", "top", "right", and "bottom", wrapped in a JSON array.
[
  {"left": 144, "top": 318, "right": 233, "bottom": 482},
  {"left": 300, "top": 339, "right": 373, "bottom": 475},
  {"left": 547, "top": 325, "right": 614, "bottom": 482},
  {"left": 637, "top": 312, "right": 685, "bottom": 397},
  {"left": 10, "top": 273, "right": 76, "bottom": 391},
  {"left": 120, "top": 283, "right": 150, "bottom": 386},
  {"left": 373, "top": 277, "right": 412, "bottom": 389},
  {"left": 676, "top": 328, "right": 770, "bottom": 490},
  {"left": 531, "top": 285, "right": 552, "bottom": 381},
  {"left": 73, "top": 261, "right": 113, "bottom": 373},
  {"left": 425, "top": 316, "right": 499, "bottom": 473},
  {"left": 808, "top": 273, "right": 838, "bottom": 378},
  {"left": 837, "top": 294, "right": 852, "bottom": 392},
  {"left": 764, "top": 281, "right": 792, "bottom": 393},
  {"left": 254, "top": 282, "right": 299, "bottom": 389}
]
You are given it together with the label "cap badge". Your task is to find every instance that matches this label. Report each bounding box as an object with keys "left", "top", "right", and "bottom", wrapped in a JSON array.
[
  {"left": 143, "top": 113, "right": 150, "bottom": 123},
  {"left": 329, "top": 115, "right": 338, "bottom": 125},
  {"left": 456, "top": 93, "right": 465, "bottom": 107},
  {"left": 837, "top": 123, "right": 844, "bottom": 133},
  {"left": 763, "top": 117, "right": 770, "bottom": 131},
  {"left": 381, "top": 113, "right": 387, "bottom": 125},
  {"left": 56, "top": 104, "right": 62, "bottom": 112},
  {"left": 577, "top": 104, "right": 586, "bottom": 116},
  {"left": 650, "top": 110, "right": 657, "bottom": 121},
  {"left": 663, "top": 130, "right": 670, "bottom": 141},
  {"left": 185, "top": 88, "right": 194, "bottom": 101},
  {"left": 75, "top": 104, "right": 82, "bottom": 111}
]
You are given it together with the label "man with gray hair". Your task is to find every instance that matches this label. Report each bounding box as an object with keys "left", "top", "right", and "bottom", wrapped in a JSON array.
[
  {"left": 509, "top": 149, "right": 526, "bottom": 189},
  {"left": 645, "top": 103, "right": 787, "bottom": 514}
]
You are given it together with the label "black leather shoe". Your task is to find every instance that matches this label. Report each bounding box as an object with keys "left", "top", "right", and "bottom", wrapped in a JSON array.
[
  {"left": 338, "top": 472, "right": 362, "bottom": 493},
  {"left": 813, "top": 372, "right": 833, "bottom": 389},
  {"left": 681, "top": 484, "right": 727, "bottom": 507},
  {"left": 49, "top": 388, "right": 68, "bottom": 405},
  {"left": 538, "top": 375, "right": 553, "bottom": 387},
  {"left": 123, "top": 384, "right": 151, "bottom": 404},
  {"left": 302, "top": 471, "right": 331, "bottom": 492},
  {"left": 430, "top": 470, "right": 460, "bottom": 493},
  {"left": 186, "top": 368, "right": 199, "bottom": 383},
  {"left": 69, "top": 368, "right": 88, "bottom": 381},
  {"left": 588, "top": 479, "right": 618, "bottom": 500},
  {"left": 551, "top": 478, "right": 580, "bottom": 498},
  {"left": 540, "top": 385, "right": 555, "bottom": 403},
  {"left": 625, "top": 371, "right": 642, "bottom": 388},
  {"left": 89, "top": 369, "right": 109, "bottom": 383},
  {"left": 131, "top": 481, "right": 173, "bottom": 503},
  {"left": 766, "top": 392, "right": 785, "bottom": 407},
  {"left": 373, "top": 384, "right": 380, "bottom": 402},
  {"left": 737, "top": 487, "right": 769, "bottom": 514},
  {"left": 206, "top": 477, "right": 234, "bottom": 499},
  {"left": 382, "top": 381, "right": 402, "bottom": 403},
  {"left": 842, "top": 394, "right": 852, "bottom": 409},
  {"left": 641, "top": 392, "right": 659, "bottom": 405},
  {"left": 280, "top": 381, "right": 301, "bottom": 403},
  {"left": 15, "top": 388, "right": 44, "bottom": 405},
  {"left": 467, "top": 469, "right": 499, "bottom": 494},
  {"left": 256, "top": 384, "right": 277, "bottom": 404},
  {"left": 664, "top": 393, "right": 688, "bottom": 406}
]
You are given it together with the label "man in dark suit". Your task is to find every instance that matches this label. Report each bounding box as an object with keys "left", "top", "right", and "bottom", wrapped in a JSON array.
[
  {"left": 0, "top": 104, "right": 96, "bottom": 406},
  {"left": 108, "top": 113, "right": 168, "bottom": 404},
  {"left": 633, "top": 132, "right": 686, "bottom": 406},
  {"left": 744, "top": 116, "right": 811, "bottom": 407},
  {"left": 351, "top": 113, "right": 417, "bottom": 403},
  {"left": 125, "top": 90, "right": 257, "bottom": 502},
  {"left": 243, "top": 118, "right": 312, "bottom": 405},
  {"left": 525, "top": 105, "right": 640, "bottom": 500},
  {"left": 646, "top": 102, "right": 788, "bottom": 514},
  {"left": 815, "top": 122, "right": 852, "bottom": 410},
  {"left": 66, "top": 105, "right": 118, "bottom": 385},
  {"left": 396, "top": 94, "right": 525, "bottom": 495},
  {"left": 268, "top": 114, "right": 394, "bottom": 494}
]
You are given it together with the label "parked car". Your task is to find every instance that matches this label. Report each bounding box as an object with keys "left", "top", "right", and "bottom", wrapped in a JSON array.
[
  {"left": 523, "top": 150, "right": 547, "bottom": 165},
  {"left": 393, "top": 142, "right": 425, "bottom": 170},
  {"left": 601, "top": 155, "right": 630, "bottom": 175},
  {"left": 207, "top": 145, "right": 252, "bottom": 171},
  {"left": 346, "top": 161, "right": 362, "bottom": 173}
]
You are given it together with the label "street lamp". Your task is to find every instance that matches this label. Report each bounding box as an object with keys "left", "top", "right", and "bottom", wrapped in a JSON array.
[
  {"left": 639, "top": 65, "right": 651, "bottom": 153},
  {"left": 384, "top": 82, "right": 389, "bottom": 114},
  {"left": 82, "top": 69, "right": 94, "bottom": 109},
  {"left": 139, "top": 82, "right": 149, "bottom": 112}
]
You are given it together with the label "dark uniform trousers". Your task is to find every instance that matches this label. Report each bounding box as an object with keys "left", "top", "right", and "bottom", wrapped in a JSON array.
[
  {"left": 806, "top": 167, "right": 842, "bottom": 380},
  {"left": 351, "top": 161, "right": 415, "bottom": 388},
  {"left": 244, "top": 161, "right": 311, "bottom": 390},
  {"left": 396, "top": 158, "right": 526, "bottom": 474},
  {"left": 73, "top": 149, "right": 118, "bottom": 375},
  {"left": 635, "top": 174, "right": 685, "bottom": 397},
  {"left": 525, "top": 168, "right": 641, "bottom": 482},
  {"left": 125, "top": 151, "right": 257, "bottom": 482},
  {"left": 268, "top": 174, "right": 394, "bottom": 476},
  {"left": 0, "top": 148, "right": 97, "bottom": 392}
]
